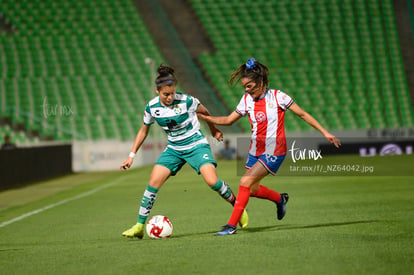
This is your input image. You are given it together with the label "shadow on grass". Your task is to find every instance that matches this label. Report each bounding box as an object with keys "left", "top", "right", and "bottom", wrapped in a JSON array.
[
  {"left": 117, "top": 220, "right": 386, "bottom": 241},
  {"left": 171, "top": 220, "right": 384, "bottom": 239},
  {"left": 244, "top": 220, "right": 384, "bottom": 233},
  {"left": 167, "top": 230, "right": 217, "bottom": 239}
]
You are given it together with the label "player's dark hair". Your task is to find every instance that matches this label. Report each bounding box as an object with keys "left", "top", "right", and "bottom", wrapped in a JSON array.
[
  {"left": 155, "top": 64, "right": 177, "bottom": 90},
  {"left": 229, "top": 58, "right": 269, "bottom": 88}
]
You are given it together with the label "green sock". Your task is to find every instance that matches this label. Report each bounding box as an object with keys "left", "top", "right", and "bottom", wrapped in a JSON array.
[
  {"left": 211, "top": 179, "right": 235, "bottom": 205},
  {"left": 138, "top": 184, "right": 159, "bottom": 224}
]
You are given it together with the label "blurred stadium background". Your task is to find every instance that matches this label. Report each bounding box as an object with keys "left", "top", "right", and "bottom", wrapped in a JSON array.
[{"left": 1, "top": 0, "right": 414, "bottom": 186}]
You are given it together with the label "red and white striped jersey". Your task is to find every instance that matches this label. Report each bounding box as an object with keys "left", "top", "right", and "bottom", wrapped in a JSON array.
[{"left": 236, "top": 89, "right": 293, "bottom": 156}]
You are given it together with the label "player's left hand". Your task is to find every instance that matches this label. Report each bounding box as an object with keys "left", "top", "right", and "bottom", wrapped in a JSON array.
[{"left": 325, "top": 133, "right": 341, "bottom": 148}]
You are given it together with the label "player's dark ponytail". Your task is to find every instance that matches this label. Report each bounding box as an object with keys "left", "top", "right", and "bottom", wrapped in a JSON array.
[
  {"left": 229, "top": 57, "right": 269, "bottom": 88},
  {"left": 156, "top": 64, "right": 177, "bottom": 90}
]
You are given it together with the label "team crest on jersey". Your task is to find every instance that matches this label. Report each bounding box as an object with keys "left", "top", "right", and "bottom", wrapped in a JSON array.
[
  {"left": 174, "top": 105, "right": 182, "bottom": 114},
  {"left": 255, "top": 111, "right": 267, "bottom": 122}
]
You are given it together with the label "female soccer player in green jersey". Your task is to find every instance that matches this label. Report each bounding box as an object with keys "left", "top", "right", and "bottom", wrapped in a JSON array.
[{"left": 120, "top": 64, "right": 248, "bottom": 239}]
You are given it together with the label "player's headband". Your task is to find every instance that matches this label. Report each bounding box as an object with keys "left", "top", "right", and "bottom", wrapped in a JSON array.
[
  {"left": 160, "top": 79, "right": 174, "bottom": 85},
  {"left": 156, "top": 79, "right": 175, "bottom": 87}
]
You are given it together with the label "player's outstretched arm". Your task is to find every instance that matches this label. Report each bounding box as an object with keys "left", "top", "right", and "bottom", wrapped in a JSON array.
[
  {"left": 120, "top": 124, "right": 151, "bottom": 170},
  {"left": 289, "top": 103, "right": 341, "bottom": 148},
  {"left": 198, "top": 111, "right": 242, "bottom": 126}
]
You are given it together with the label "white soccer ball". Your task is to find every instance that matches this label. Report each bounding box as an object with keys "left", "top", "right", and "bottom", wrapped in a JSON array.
[{"left": 146, "top": 215, "right": 173, "bottom": 239}]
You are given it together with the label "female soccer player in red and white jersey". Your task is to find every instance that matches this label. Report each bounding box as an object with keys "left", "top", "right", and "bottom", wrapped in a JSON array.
[{"left": 198, "top": 58, "right": 341, "bottom": 235}]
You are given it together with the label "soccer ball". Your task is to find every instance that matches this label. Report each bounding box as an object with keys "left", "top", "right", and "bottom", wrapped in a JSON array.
[{"left": 146, "top": 215, "right": 173, "bottom": 239}]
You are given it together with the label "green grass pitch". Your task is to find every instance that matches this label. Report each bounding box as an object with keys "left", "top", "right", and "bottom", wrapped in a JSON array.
[{"left": 0, "top": 155, "right": 413, "bottom": 274}]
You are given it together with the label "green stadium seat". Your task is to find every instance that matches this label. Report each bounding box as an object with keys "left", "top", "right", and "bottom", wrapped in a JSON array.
[
  {"left": 1, "top": 0, "right": 166, "bottom": 141},
  {"left": 189, "top": 0, "right": 413, "bottom": 131}
]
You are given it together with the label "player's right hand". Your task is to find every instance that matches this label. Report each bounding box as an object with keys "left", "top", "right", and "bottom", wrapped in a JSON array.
[{"left": 120, "top": 157, "right": 133, "bottom": 170}]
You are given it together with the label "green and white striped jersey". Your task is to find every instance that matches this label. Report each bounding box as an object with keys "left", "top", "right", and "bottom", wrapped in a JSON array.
[{"left": 143, "top": 92, "right": 208, "bottom": 151}]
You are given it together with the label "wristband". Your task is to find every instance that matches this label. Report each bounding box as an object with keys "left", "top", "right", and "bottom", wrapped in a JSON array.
[{"left": 129, "top": 152, "right": 136, "bottom": 158}]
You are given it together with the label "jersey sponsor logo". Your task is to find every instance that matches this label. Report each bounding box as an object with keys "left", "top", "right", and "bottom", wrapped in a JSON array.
[
  {"left": 169, "top": 128, "right": 187, "bottom": 137},
  {"left": 203, "top": 154, "right": 209, "bottom": 159},
  {"left": 166, "top": 119, "right": 178, "bottom": 130},
  {"left": 255, "top": 111, "right": 267, "bottom": 122},
  {"left": 155, "top": 110, "right": 160, "bottom": 116}
]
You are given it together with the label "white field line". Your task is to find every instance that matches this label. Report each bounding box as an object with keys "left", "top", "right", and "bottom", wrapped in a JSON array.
[{"left": 0, "top": 175, "right": 132, "bottom": 228}]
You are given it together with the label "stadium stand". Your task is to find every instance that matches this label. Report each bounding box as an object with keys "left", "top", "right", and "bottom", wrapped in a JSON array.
[
  {"left": 1, "top": 0, "right": 164, "bottom": 141},
  {"left": 190, "top": 0, "right": 414, "bottom": 132},
  {"left": 0, "top": 124, "right": 37, "bottom": 147},
  {"left": 1, "top": 0, "right": 413, "bottom": 141}
]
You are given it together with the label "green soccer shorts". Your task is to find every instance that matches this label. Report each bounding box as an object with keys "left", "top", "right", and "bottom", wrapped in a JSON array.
[{"left": 155, "top": 143, "right": 217, "bottom": 176}]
